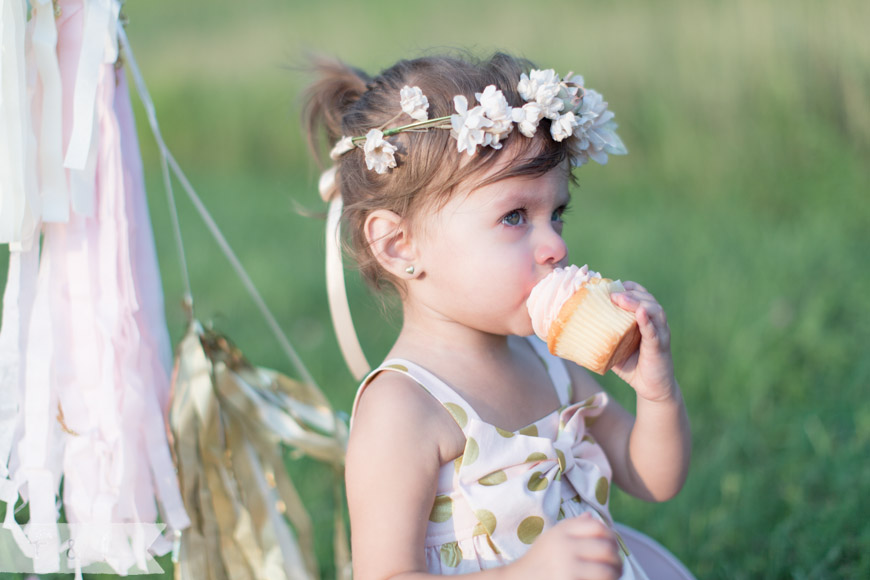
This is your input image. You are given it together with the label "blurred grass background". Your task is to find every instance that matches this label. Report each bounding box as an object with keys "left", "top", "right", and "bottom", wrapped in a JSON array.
[{"left": 3, "top": 0, "right": 870, "bottom": 577}]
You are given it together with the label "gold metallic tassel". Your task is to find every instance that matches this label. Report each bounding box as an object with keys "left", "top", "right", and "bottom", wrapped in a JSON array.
[{"left": 170, "top": 320, "right": 350, "bottom": 580}]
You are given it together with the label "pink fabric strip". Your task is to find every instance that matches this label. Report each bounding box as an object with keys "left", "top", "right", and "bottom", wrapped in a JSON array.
[{"left": 115, "top": 67, "right": 190, "bottom": 535}]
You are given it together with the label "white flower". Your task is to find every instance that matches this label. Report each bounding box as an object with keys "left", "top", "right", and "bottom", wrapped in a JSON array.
[
  {"left": 550, "top": 111, "right": 575, "bottom": 142},
  {"left": 518, "top": 69, "right": 560, "bottom": 102},
  {"left": 400, "top": 85, "right": 429, "bottom": 121},
  {"left": 567, "top": 89, "right": 627, "bottom": 166},
  {"left": 475, "top": 85, "right": 514, "bottom": 148},
  {"left": 329, "top": 135, "right": 355, "bottom": 160},
  {"left": 518, "top": 69, "right": 563, "bottom": 120},
  {"left": 450, "top": 95, "right": 493, "bottom": 155},
  {"left": 540, "top": 95, "right": 564, "bottom": 120},
  {"left": 363, "top": 129, "right": 398, "bottom": 174},
  {"left": 511, "top": 102, "right": 544, "bottom": 138}
]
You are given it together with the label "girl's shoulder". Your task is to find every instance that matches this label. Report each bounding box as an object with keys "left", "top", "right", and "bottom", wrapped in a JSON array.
[{"left": 349, "top": 362, "right": 466, "bottom": 465}]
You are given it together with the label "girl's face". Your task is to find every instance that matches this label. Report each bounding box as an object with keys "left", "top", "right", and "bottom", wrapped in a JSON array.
[{"left": 411, "top": 163, "right": 571, "bottom": 337}]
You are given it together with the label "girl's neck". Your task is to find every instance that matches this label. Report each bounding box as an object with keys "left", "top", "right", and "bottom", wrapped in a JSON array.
[{"left": 389, "top": 301, "right": 515, "bottom": 363}]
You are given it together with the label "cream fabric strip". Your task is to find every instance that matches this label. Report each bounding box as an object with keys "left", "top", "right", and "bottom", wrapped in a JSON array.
[
  {"left": 31, "top": 0, "right": 69, "bottom": 222},
  {"left": 325, "top": 196, "right": 371, "bottom": 381},
  {"left": 63, "top": 0, "right": 114, "bottom": 170},
  {"left": 0, "top": 0, "right": 40, "bottom": 248}
]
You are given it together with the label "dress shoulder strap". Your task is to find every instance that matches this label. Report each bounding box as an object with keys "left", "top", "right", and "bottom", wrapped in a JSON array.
[
  {"left": 351, "top": 359, "right": 482, "bottom": 433},
  {"left": 526, "top": 336, "right": 573, "bottom": 405}
]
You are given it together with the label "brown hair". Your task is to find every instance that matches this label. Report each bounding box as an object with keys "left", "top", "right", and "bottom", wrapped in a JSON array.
[{"left": 302, "top": 52, "right": 571, "bottom": 292}]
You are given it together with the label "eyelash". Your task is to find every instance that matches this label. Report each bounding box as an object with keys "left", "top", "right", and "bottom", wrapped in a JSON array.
[{"left": 501, "top": 204, "right": 570, "bottom": 227}]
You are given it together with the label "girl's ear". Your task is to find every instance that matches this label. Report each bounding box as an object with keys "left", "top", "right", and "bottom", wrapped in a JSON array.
[{"left": 364, "top": 210, "right": 419, "bottom": 278}]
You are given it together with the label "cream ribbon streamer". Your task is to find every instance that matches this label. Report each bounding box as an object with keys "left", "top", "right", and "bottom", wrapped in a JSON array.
[{"left": 326, "top": 195, "right": 371, "bottom": 381}]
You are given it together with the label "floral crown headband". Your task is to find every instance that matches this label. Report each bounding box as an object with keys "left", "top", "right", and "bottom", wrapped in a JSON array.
[{"left": 328, "top": 68, "right": 627, "bottom": 175}]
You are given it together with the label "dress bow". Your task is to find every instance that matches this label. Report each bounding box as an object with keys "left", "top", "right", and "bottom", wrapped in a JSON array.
[{"left": 455, "top": 393, "right": 614, "bottom": 560}]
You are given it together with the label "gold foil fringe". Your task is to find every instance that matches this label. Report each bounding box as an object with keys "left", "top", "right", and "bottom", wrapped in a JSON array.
[{"left": 169, "top": 320, "right": 350, "bottom": 580}]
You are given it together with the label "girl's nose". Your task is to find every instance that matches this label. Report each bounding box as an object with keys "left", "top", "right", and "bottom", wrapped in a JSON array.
[{"left": 534, "top": 226, "right": 568, "bottom": 266}]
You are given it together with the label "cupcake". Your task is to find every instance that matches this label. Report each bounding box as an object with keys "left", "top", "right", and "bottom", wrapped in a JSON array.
[{"left": 526, "top": 265, "right": 640, "bottom": 374}]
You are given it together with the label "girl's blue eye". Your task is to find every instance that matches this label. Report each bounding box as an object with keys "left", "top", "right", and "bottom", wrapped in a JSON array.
[
  {"left": 502, "top": 210, "right": 525, "bottom": 226},
  {"left": 553, "top": 203, "right": 570, "bottom": 223}
]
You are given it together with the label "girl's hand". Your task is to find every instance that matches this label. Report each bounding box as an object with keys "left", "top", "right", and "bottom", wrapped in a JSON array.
[
  {"left": 610, "top": 281, "right": 678, "bottom": 403},
  {"left": 509, "top": 514, "right": 622, "bottom": 580}
]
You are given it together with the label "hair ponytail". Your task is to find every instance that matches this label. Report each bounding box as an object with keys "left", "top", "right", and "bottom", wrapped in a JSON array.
[{"left": 301, "top": 57, "right": 371, "bottom": 166}]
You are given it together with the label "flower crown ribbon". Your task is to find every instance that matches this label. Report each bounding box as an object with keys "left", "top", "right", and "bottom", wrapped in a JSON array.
[{"left": 321, "top": 69, "right": 628, "bottom": 379}]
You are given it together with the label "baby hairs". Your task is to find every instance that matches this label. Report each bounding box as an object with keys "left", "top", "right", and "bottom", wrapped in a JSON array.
[{"left": 302, "top": 52, "right": 572, "bottom": 292}]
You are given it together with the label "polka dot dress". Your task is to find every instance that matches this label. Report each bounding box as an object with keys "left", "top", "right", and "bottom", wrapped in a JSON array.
[{"left": 352, "top": 339, "right": 652, "bottom": 578}]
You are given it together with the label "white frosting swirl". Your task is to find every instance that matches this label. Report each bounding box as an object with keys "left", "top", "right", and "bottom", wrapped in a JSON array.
[{"left": 526, "top": 264, "right": 601, "bottom": 340}]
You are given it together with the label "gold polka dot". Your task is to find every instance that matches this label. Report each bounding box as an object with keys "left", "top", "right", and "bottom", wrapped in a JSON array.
[
  {"left": 454, "top": 455, "right": 463, "bottom": 474},
  {"left": 479, "top": 470, "right": 507, "bottom": 486},
  {"left": 429, "top": 495, "right": 453, "bottom": 523},
  {"left": 486, "top": 534, "right": 500, "bottom": 554},
  {"left": 517, "top": 516, "right": 544, "bottom": 544},
  {"left": 525, "top": 451, "right": 548, "bottom": 463},
  {"left": 595, "top": 477, "right": 610, "bottom": 505},
  {"left": 440, "top": 541, "right": 462, "bottom": 567},
  {"left": 556, "top": 449, "right": 567, "bottom": 473},
  {"left": 385, "top": 363, "right": 408, "bottom": 372},
  {"left": 475, "top": 509, "right": 497, "bottom": 535},
  {"left": 443, "top": 403, "right": 468, "bottom": 428},
  {"left": 518, "top": 424, "right": 538, "bottom": 437},
  {"left": 495, "top": 426, "right": 515, "bottom": 438},
  {"left": 463, "top": 437, "right": 479, "bottom": 466},
  {"left": 557, "top": 507, "right": 566, "bottom": 521},
  {"left": 527, "top": 471, "right": 549, "bottom": 492},
  {"left": 582, "top": 434, "right": 596, "bottom": 444}
]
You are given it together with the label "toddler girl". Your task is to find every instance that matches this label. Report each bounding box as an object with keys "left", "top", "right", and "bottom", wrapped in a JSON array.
[{"left": 303, "top": 52, "right": 692, "bottom": 580}]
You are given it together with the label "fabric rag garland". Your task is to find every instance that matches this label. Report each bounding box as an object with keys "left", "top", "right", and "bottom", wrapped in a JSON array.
[
  {"left": 2, "top": 2, "right": 353, "bottom": 578},
  {"left": 328, "top": 68, "right": 628, "bottom": 175},
  {"left": 0, "top": 0, "right": 190, "bottom": 575}
]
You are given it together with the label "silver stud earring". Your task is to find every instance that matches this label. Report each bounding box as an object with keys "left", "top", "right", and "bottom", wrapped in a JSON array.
[{"left": 405, "top": 265, "right": 415, "bottom": 275}]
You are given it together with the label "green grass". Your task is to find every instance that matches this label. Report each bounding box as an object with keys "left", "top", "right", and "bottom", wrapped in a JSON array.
[{"left": 2, "top": 0, "right": 869, "bottom": 578}]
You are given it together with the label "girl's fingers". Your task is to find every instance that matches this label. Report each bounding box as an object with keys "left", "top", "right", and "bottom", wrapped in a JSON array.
[
  {"left": 622, "top": 280, "right": 647, "bottom": 293},
  {"left": 612, "top": 290, "right": 670, "bottom": 350},
  {"left": 637, "top": 304, "right": 670, "bottom": 350}
]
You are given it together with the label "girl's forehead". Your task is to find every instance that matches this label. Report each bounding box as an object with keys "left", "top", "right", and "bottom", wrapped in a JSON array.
[
  {"left": 446, "top": 168, "right": 572, "bottom": 215},
  {"left": 469, "top": 164, "right": 571, "bottom": 202}
]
